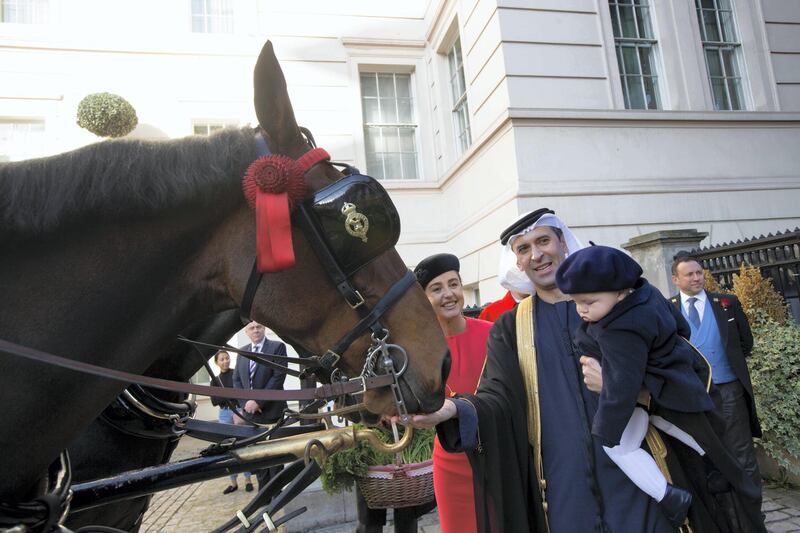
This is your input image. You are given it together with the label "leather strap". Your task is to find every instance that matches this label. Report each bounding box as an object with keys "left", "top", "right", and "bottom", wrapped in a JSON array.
[{"left": 0, "top": 337, "right": 395, "bottom": 402}]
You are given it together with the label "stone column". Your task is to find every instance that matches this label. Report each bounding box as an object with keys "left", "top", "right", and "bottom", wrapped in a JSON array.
[{"left": 622, "top": 229, "right": 708, "bottom": 296}]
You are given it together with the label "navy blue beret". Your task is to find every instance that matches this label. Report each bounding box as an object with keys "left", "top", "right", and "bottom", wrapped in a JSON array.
[
  {"left": 414, "top": 253, "right": 460, "bottom": 289},
  {"left": 555, "top": 245, "right": 642, "bottom": 294}
]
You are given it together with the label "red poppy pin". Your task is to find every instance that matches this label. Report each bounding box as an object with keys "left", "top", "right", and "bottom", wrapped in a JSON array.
[{"left": 719, "top": 298, "right": 732, "bottom": 310}]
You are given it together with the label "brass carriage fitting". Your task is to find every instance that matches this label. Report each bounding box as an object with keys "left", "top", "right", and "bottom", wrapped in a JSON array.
[{"left": 231, "top": 425, "right": 414, "bottom": 463}]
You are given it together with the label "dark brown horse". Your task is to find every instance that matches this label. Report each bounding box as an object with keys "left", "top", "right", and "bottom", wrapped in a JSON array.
[{"left": 0, "top": 41, "right": 448, "bottom": 511}]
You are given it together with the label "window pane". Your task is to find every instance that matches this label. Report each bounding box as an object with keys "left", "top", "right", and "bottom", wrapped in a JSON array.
[
  {"left": 635, "top": 6, "right": 652, "bottom": 39},
  {"left": 399, "top": 127, "right": 416, "bottom": 152},
  {"left": 400, "top": 153, "right": 419, "bottom": 180},
  {"left": 626, "top": 76, "right": 646, "bottom": 109},
  {"left": 377, "top": 74, "right": 395, "bottom": 98},
  {"left": 727, "top": 78, "right": 742, "bottom": 110},
  {"left": 622, "top": 46, "right": 641, "bottom": 75},
  {"left": 699, "top": 0, "right": 715, "bottom": 8},
  {"left": 3, "top": 0, "right": 48, "bottom": 23},
  {"left": 638, "top": 46, "right": 654, "bottom": 76},
  {"left": 380, "top": 98, "right": 397, "bottom": 123},
  {"left": 383, "top": 127, "right": 401, "bottom": 152},
  {"left": 706, "top": 48, "right": 723, "bottom": 77},
  {"left": 615, "top": 46, "right": 626, "bottom": 75},
  {"left": 719, "top": 10, "right": 737, "bottom": 42},
  {"left": 619, "top": 5, "right": 637, "bottom": 38},
  {"left": 711, "top": 77, "right": 729, "bottom": 110},
  {"left": 611, "top": 5, "right": 621, "bottom": 38},
  {"left": 395, "top": 74, "right": 411, "bottom": 98},
  {"left": 383, "top": 153, "right": 402, "bottom": 180},
  {"left": 191, "top": 0, "right": 232, "bottom": 34},
  {"left": 366, "top": 153, "right": 383, "bottom": 180},
  {"left": 360, "top": 74, "right": 377, "bottom": 97},
  {"left": 721, "top": 48, "right": 739, "bottom": 77},
  {"left": 397, "top": 98, "right": 413, "bottom": 123},
  {"left": 703, "top": 10, "right": 720, "bottom": 41},
  {"left": 619, "top": 75, "right": 631, "bottom": 108},
  {"left": 367, "top": 127, "right": 385, "bottom": 152},
  {"left": 362, "top": 98, "right": 379, "bottom": 123},
  {"left": 643, "top": 76, "right": 659, "bottom": 109}
]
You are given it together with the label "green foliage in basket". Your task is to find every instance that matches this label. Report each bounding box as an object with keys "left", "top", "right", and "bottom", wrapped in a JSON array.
[{"left": 319, "top": 424, "right": 435, "bottom": 495}]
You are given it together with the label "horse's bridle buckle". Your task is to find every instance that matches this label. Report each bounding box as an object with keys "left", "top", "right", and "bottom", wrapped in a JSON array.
[
  {"left": 347, "top": 290, "right": 365, "bottom": 309},
  {"left": 319, "top": 350, "right": 341, "bottom": 370}
]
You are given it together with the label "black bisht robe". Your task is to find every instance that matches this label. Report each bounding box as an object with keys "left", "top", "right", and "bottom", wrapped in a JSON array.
[{"left": 437, "top": 300, "right": 765, "bottom": 533}]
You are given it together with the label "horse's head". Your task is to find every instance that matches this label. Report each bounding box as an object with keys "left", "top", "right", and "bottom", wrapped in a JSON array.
[{"left": 219, "top": 41, "right": 449, "bottom": 417}]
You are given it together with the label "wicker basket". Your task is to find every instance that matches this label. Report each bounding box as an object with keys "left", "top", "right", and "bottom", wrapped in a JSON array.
[{"left": 356, "top": 459, "right": 434, "bottom": 509}]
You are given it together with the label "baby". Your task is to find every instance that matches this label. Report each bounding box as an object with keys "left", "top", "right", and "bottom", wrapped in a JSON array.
[{"left": 555, "top": 244, "right": 714, "bottom": 528}]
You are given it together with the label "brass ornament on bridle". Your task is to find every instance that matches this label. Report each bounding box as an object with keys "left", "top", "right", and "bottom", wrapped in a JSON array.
[{"left": 341, "top": 202, "right": 369, "bottom": 243}]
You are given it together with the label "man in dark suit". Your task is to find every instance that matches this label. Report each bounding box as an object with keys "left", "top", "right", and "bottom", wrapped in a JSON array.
[
  {"left": 671, "top": 254, "right": 761, "bottom": 488},
  {"left": 233, "top": 321, "right": 287, "bottom": 490}
]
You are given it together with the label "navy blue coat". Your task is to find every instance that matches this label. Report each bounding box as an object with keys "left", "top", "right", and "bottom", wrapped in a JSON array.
[
  {"left": 233, "top": 339, "right": 287, "bottom": 424},
  {"left": 575, "top": 278, "right": 714, "bottom": 446}
]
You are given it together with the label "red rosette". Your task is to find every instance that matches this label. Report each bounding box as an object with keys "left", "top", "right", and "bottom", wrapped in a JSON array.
[
  {"left": 242, "top": 155, "right": 305, "bottom": 209},
  {"left": 240, "top": 148, "right": 330, "bottom": 273}
]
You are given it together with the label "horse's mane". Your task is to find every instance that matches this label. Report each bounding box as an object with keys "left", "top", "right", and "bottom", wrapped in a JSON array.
[{"left": 0, "top": 127, "right": 256, "bottom": 237}]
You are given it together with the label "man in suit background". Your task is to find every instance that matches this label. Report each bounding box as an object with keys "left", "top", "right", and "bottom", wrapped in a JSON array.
[
  {"left": 233, "top": 320, "right": 288, "bottom": 490},
  {"left": 671, "top": 254, "right": 761, "bottom": 488}
]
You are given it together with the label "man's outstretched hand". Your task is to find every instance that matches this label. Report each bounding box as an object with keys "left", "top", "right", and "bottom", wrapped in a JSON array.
[{"left": 387, "top": 398, "right": 458, "bottom": 428}]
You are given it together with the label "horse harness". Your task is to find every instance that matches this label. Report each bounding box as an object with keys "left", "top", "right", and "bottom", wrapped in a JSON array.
[{"left": 0, "top": 129, "right": 422, "bottom": 533}]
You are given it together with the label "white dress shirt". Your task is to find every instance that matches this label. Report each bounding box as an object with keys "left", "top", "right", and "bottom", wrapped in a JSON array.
[{"left": 679, "top": 290, "right": 708, "bottom": 323}]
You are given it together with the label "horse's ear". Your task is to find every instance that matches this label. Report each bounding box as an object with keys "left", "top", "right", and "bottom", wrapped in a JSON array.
[{"left": 254, "top": 40, "right": 304, "bottom": 152}]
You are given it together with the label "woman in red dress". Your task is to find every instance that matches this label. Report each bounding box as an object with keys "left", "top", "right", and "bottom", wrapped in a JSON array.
[{"left": 414, "top": 253, "right": 492, "bottom": 533}]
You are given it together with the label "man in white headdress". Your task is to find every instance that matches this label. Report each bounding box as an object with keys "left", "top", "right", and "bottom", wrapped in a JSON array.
[{"left": 408, "top": 208, "right": 682, "bottom": 532}]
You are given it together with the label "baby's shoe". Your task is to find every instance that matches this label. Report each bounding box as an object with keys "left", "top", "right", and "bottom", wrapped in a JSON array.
[{"left": 659, "top": 484, "right": 692, "bottom": 528}]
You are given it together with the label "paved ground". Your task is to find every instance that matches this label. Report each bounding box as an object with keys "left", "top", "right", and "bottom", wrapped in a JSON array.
[{"left": 140, "top": 437, "right": 800, "bottom": 532}]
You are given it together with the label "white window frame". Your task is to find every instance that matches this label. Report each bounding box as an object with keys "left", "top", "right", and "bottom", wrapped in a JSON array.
[
  {"left": 0, "top": 118, "right": 45, "bottom": 162},
  {"left": 343, "top": 42, "right": 434, "bottom": 185},
  {"left": 359, "top": 71, "right": 421, "bottom": 181},
  {"left": 447, "top": 36, "right": 471, "bottom": 156},
  {"left": 191, "top": 119, "right": 238, "bottom": 135},
  {"left": 609, "top": 0, "right": 662, "bottom": 110},
  {"left": 0, "top": 0, "right": 47, "bottom": 24},
  {"left": 190, "top": 0, "right": 233, "bottom": 34},
  {"left": 695, "top": 0, "right": 746, "bottom": 110}
]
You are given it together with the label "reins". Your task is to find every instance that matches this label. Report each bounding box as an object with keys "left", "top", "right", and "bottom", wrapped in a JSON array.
[{"left": 0, "top": 337, "right": 396, "bottom": 404}]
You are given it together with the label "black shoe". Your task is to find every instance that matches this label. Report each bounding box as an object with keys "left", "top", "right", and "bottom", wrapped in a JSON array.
[
  {"left": 659, "top": 484, "right": 692, "bottom": 528},
  {"left": 222, "top": 485, "right": 238, "bottom": 495},
  {"left": 245, "top": 482, "right": 254, "bottom": 492}
]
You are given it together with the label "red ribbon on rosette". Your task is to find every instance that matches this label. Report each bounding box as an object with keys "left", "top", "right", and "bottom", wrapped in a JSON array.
[{"left": 242, "top": 147, "right": 330, "bottom": 272}]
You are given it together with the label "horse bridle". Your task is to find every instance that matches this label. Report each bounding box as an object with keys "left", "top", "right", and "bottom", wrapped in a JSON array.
[{"left": 238, "top": 128, "right": 417, "bottom": 423}]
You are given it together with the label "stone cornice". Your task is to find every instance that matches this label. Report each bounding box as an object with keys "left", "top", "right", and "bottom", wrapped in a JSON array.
[{"left": 508, "top": 108, "right": 800, "bottom": 125}]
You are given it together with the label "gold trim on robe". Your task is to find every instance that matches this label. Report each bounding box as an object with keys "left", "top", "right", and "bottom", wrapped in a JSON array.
[{"left": 515, "top": 296, "right": 551, "bottom": 533}]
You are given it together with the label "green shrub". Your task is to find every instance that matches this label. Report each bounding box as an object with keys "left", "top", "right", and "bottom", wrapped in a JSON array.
[
  {"left": 76, "top": 92, "right": 138, "bottom": 138},
  {"left": 319, "top": 424, "right": 435, "bottom": 495},
  {"left": 749, "top": 314, "right": 800, "bottom": 476}
]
